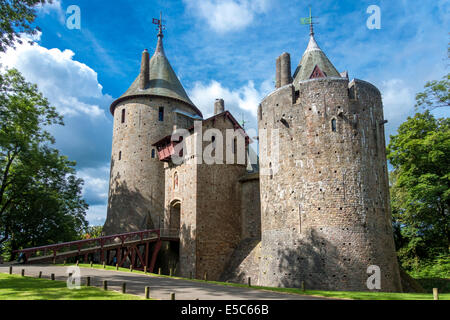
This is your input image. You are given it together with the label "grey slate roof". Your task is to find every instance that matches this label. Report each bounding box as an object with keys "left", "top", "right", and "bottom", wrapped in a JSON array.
[
  {"left": 293, "top": 34, "right": 341, "bottom": 84},
  {"left": 110, "top": 35, "right": 202, "bottom": 117}
]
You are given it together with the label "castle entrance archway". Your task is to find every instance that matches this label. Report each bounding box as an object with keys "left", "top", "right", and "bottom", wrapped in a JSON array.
[{"left": 169, "top": 200, "right": 181, "bottom": 233}]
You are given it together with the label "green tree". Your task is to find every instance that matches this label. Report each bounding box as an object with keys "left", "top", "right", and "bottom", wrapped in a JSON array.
[
  {"left": 0, "top": 0, "right": 51, "bottom": 52},
  {"left": 388, "top": 111, "right": 449, "bottom": 267},
  {"left": 83, "top": 225, "right": 103, "bottom": 239},
  {"left": 416, "top": 74, "right": 450, "bottom": 111},
  {"left": 0, "top": 68, "right": 88, "bottom": 259}
]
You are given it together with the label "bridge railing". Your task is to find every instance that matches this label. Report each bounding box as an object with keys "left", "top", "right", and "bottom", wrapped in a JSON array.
[{"left": 13, "top": 229, "right": 161, "bottom": 262}]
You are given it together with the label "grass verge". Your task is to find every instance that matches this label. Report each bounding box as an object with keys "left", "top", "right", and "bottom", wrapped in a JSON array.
[
  {"left": 0, "top": 273, "right": 143, "bottom": 300},
  {"left": 66, "top": 263, "right": 449, "bottom": 300}
]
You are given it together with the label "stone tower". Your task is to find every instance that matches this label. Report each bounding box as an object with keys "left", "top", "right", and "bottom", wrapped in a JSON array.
[
  {"left": 103, "top": 27, "right": 203, "bottom": 235},
  {"left": 257, "top": 27, "right": 402, "bottom": 292}
]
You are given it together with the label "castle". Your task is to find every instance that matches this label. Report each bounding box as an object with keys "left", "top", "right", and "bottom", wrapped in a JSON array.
[{"left": 103, "top": 21, "right": 403, "bottom": 292}]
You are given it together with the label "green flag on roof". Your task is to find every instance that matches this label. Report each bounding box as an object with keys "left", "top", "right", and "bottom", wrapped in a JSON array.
[{"left": 300, "top": 17, "right": 312, "bottom": 25}]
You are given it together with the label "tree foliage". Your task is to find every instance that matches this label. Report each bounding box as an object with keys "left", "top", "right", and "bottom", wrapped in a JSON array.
[
  {"left": 415, "top": 73, "right": 450, "bottom": 111},
  {"left": 82, "top": 225, "right": 103, "bottom": 239},
  {"left": 388, "top": 111, "right": 449, "bottom": 268},
  {"left": 0, "top": 0, "right": 50, "bottom": 52},
  {"left": 0, "top": 68, "right": 88, "bottom": 259}
]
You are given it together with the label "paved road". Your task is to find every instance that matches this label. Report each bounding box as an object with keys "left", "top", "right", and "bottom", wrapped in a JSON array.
[{"left": 0, "top": 265, "right": 329, "bottom": 300}]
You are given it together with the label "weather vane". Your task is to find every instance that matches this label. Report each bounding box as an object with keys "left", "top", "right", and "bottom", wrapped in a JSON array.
[
  {"left": 152, "top": 12, "right": 166, "bottom": 36},
  {"left": 300, "top": 6, "right": 319, "bottom": 35},
  {"left": 241, "top": 113, "right": 247, "bottom": 130}
]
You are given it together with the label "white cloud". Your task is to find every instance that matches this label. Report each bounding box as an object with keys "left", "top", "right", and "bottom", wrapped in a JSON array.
[
  {"left": 189, "top": 79, "right": 272, "bottom": 118},
  {"left": 0, "top": 36, "right": 112, "bottom": 119},
  {"left": 77, "top": 165, "right": 110, "bottom": 226},
  {"left": 183, "top": 0, "right": 271, "bottom": 33},
  {"left": 85, "top": 205, "right": 108, "bottom": 227},
  {"left": 78, "top": 165, "right": 110, "bottom": 205},
  {"left": 380, "top": 79, "right": 415, "bottom": 139},
  {"left": 36, "top": 0, "right": 65, "bottom": 24}
]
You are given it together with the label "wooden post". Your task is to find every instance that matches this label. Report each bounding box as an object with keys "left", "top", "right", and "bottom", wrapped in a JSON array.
[
  {"left": 145, "top": 286, "right": 150, "bottom": 299},
  {"left": 103, "top": 280, "right": 107, "bottom": 290},
  {"left": 86, "top": 276, "right": 91, "bottom": 287},
  {"left": 38, "top": 271, "right": 42, "bottom": 278},
  {"left": 90, "top": 261, "right": 93, "bottom": 268},
  {"left": 158, "top": 268, "right": 161, "bottom": 275},
  {"left": 53, "top": 258, "right": 56, "bottom": 265},
  {"left": 130, "top": 265, "right": 133, "bottom": 272},
  {"left": 301, "top": 281, "right": 305, "bottom": 292},
  {"left": 433, "top": 288, "right": 439, "bottom": 300},
  {"left": 122, "top": 283, "right": 126, "bottom": 294},
  {"left": 76, "top": 260, "right": 79, "bottom": 266},
  {"left": 8, "top": 266, "right": 12, "bottom": 274},
  {"left": 51, "top": 273, "right": 55, "bottom": 281},
  {"left": 144, "top": 266, "right": 147, "bottom": 274},
  {"left": 103, "top": 261, "right": 106, "bottom": 269},
  {"left": 171, "top": 292, "right": 176, "bottom": 300},
  {"left": 170, "top": 268, "right": 173, "bottom": 277},
  {"left": 248, "top": 277, "right": 251, "bottom": 287},
  {"left": 21, "top": 269, "right": 25, "bottom": 277},
  {"left": 63, "top": 260, "right": 66, "bottom": 265},
  {"left": 189, "top": 271, "right": 192, "bottom": 279},
  {"left": 116, "top": 264, "right": 119, "bottom": 271},
  {"left": 204, "top": 272, "right": 207, "bottom": 281}
]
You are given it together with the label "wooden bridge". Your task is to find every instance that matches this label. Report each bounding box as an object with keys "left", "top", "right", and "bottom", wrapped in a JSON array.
[{"left": 13, "top": 229, "right": 179, "bottom": 273}]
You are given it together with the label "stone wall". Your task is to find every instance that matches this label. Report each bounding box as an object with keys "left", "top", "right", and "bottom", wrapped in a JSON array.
[
  {"left": 104, "top": 96, "right": 197, "bottom": 235},
  {"left": 164, "top": 113, "right": 248, "bottom": 280},
  {"left": 257, "top": 78, "right": 402, "bottom": 292},
  {"left": 219, "top": 239, "right": 262, "bottom": 285},
  {"left": 239, "top": 173, "right": 261, "bottom": 239}
]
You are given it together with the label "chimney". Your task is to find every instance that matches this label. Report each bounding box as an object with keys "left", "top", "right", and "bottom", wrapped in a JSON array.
[
  {"left": 214, "top": 99, "right": 225, "bottom": 115},
  {"left": 139, "top": 49, "right": 150, "bottom": 90},
  {"left": 275, "top": 56, "right": 281, "bottom": 89},
  {"left": 280, "top": 52, "right": 292, "bottom": 86}
]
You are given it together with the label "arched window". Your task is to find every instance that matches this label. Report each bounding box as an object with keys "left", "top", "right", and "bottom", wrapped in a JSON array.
[
  {"left": 331, "top": 119, "right": 337, "bottom": 132},
  {"left": 159, "top": 107, "right": 164, "bottom": 121},
  {"left": 119, "top": 151, "right": 122, "bottom": 160},
  {"left": 151, "top": 149, "right": 155, "bottom": 159}
]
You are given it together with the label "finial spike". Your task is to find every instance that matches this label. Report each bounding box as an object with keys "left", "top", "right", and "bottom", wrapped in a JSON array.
[{"left": 309, "top": 7, "right": 314, "bottom": 36}]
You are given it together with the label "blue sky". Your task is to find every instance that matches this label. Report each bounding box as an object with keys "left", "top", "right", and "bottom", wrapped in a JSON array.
[{"left": 0, "top": 0, "right": 448, "bottom": 226}]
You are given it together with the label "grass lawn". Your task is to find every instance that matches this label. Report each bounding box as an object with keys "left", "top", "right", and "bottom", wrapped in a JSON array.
[
  {"left": 0, "top": 273, "right": 143, "bottom": 300},
  {"left": 67, "top": 263, "right": 450, "bottom": 300}
]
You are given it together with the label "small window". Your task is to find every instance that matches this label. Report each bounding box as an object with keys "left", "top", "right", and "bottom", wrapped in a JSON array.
[
  {"left": 331, "top": 119, "right": 337, "bottom": 132},
  {"left": 174, "top": 172, "right": 179, "bottom": 190},
  {"left": 151, "top": 149, "right": 155, "bottom": 159},
  {"left": 121, "top": 109, "right": 126, "bottom": 123},
  {"left": 159, "top": 107, "right": 164, "bottom": 121},
  {"left": 119, "top": 151, "right": 122, "bottom": 160}
]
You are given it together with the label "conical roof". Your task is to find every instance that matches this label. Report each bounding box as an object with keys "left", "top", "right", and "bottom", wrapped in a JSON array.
[
  {"left": 293, "top": 32, "right": 340, "bottom": 84},
  {"left": 110, "top": 33, "right": 202, "bottom": 117}
]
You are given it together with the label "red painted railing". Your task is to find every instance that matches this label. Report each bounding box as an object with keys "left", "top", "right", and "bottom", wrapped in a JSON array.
[{"left": 13, "top": 229, "right": 161, "bottom": 262}]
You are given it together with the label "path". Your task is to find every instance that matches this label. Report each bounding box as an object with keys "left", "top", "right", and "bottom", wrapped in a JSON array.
[{"left": 0, "top": 265, "right": 329, "bottom": 300}]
